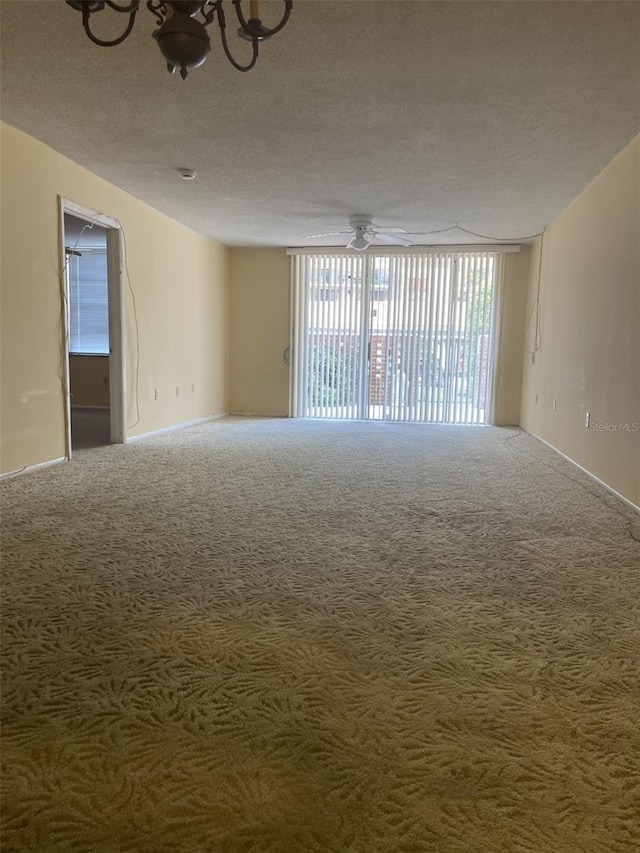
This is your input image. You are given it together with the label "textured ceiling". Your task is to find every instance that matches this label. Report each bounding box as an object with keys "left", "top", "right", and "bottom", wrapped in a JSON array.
[{"left": 1, "top": 1, "right": 639, "bottom": 246}]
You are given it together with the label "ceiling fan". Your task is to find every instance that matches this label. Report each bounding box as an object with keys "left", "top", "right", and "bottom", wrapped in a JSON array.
[{"left": 304, "top": 216, "right": 416, "bottom": 251}]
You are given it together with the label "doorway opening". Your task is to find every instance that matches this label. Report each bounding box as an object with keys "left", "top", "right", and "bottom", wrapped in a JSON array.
[{"left": 59, "top": 199, "right": 125, "bottom": 455}]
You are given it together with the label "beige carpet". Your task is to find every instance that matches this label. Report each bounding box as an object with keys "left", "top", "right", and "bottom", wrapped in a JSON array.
[{"left": 1, "top": 418, "right": 639, "bottom": 852}]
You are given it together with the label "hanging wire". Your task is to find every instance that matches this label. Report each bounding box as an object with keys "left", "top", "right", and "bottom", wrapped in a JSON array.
[{"left": 407, "top": 223, "right": 546, "bottom": 243}]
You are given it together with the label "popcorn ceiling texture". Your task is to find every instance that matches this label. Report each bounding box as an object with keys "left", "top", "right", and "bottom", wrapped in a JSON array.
[
  {"left": 2, "top": 418, "right": 639, "bottom": 852},
  {"left": 1, "top": 2, "right": 639, "bottom": 247}
]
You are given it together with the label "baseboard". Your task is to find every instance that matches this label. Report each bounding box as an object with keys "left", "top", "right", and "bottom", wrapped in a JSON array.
[
  {"left": 526, "top": 430, "right": 640, "bottom": 514},
  {"left": 0, "top": 456, "right": 67, "bottom": 481},
  {"left": 229, "top": 411, "right": 290, "bottom": 418},
  {"left": 126, "top": 413, "right": 229, "bottom": 444}
]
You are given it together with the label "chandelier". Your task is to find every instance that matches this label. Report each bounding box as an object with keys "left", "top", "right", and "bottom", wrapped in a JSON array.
[{"left": 66, "top": 1, "right": 293, "bottom": 78}]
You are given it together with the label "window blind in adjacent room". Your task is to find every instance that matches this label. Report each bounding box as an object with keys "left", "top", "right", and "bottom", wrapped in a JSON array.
[{"left": 68, "top": 247, "right": 109, "bottom": 355}]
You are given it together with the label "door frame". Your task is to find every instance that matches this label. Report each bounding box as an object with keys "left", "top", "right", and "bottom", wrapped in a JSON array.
[
  {"left": 289, "top": 246, "right": 518, "bottom": 423},
  {"left": 58, "top": 197, "right": 126, "bottom": 456}
]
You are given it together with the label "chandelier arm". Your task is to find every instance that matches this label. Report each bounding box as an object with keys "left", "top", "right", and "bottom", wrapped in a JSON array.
[
  {"left": 104, "top": 1, "right": 140, "bottom": 11},
  {"left": 200, "top": 1, "right": 216, "bottom": 26},
  {"left": 81, "top": 3, "right": 140, "bottom": 46},
  {"left": 218, "top": 16, "right": 259, "bottom": 71},
  {"left": 146, "top": 0, "right": 166, "bottom": 26},
  {"left": 232, "top": 0, "right": 293, "bottom": 39}
]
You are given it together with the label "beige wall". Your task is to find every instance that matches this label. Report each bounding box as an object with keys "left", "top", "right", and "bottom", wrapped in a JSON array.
[
  {"left": 493, "top": 249, "right": 530, "bottom": 426},
  {"left": 228, "top": 248, "right": 290, "bottom": 416},
  {"left": 69, "top": 355, "right": 110, "bottom": 408},
  {"left": 228, "top": 246, "right": 529, "bottom": 424},
  {"left": 521, "top": 136, "right": 640, "bottom": 507},
  {"left": 1, "top": 122, "right": 228, "bottom": 474}
]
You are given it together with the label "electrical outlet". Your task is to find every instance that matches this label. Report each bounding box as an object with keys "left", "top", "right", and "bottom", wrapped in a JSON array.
[
  {"left": 191, "top": 382, "right": 195, "bottom": 393},
  {"left": 553, "top": 399, "right": 557, "bottom": 412},
  {"left": 535, "top": 393, "right": 538, "bottom": 405},
  {"left": 154, "top": 388, "right": 159, "bottom": 400},
  {"left": 176, "top": 386, "right": 180, "bottom": 397},
  {"left": 585, "top": 412, "right": 590, "bottom": 428}
]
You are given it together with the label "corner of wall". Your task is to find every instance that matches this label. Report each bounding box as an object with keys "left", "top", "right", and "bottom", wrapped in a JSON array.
[
  {"left": 228, "top": 247, "right": 290, "bottom": 417},
  {"left": 493, "top": 248, "right": 531, "bottom": 426}
]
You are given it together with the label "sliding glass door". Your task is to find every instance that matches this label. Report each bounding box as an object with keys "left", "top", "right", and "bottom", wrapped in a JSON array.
[
  {"left": 290, "top": 250, "right": 500, "bottom": 425},
  {"left": 290, "top": 253, "right": 368, "bottom": 419}
]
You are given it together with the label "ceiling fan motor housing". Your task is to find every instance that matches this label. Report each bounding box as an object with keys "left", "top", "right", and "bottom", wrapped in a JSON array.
[{"left": 349, "top": 216, "right": 374, "bottom": 232}]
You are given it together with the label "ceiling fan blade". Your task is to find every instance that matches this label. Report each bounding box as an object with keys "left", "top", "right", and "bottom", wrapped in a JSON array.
[
  {"left": 374, "top": 231, "right": 413, "bottom": 247},
  {"left": 304, "top": 230, "right": 351, "bottom": 239},
  {"left": 375, "top": 226, "right": 409, "bottom": 233}
]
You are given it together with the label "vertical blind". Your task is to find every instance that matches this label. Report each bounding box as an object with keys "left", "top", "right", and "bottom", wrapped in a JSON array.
[
  {"left": 68, "top": 248, "right": 109, "bottom": 355},
  {"left": 290, "top": 250, "right": 501, "bottom": 424},
  {"left": 290, "top": 253, "right": 367, "bottom": 419}
]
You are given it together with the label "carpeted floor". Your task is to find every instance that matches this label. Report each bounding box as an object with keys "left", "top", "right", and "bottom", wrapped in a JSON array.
[{"left": 1, "top": 418, "right": 639, "bottom": 852}]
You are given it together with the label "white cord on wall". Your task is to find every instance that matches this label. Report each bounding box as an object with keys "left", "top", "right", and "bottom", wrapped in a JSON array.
[{"left": 525, "top": 230, "right": 545, "bottom": 361}]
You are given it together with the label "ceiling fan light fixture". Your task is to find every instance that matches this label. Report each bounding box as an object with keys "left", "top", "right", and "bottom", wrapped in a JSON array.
[
  {"left": 304, "top": 215, "right": 416, "bottom": 250},
  {"left": 351, "top": 234, "right": 369, "bottom": 251}
]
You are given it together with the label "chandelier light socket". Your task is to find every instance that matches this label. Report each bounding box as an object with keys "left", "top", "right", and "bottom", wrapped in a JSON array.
[{"left": 237, "top": 19, "right": 272, "bottom": 42}]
